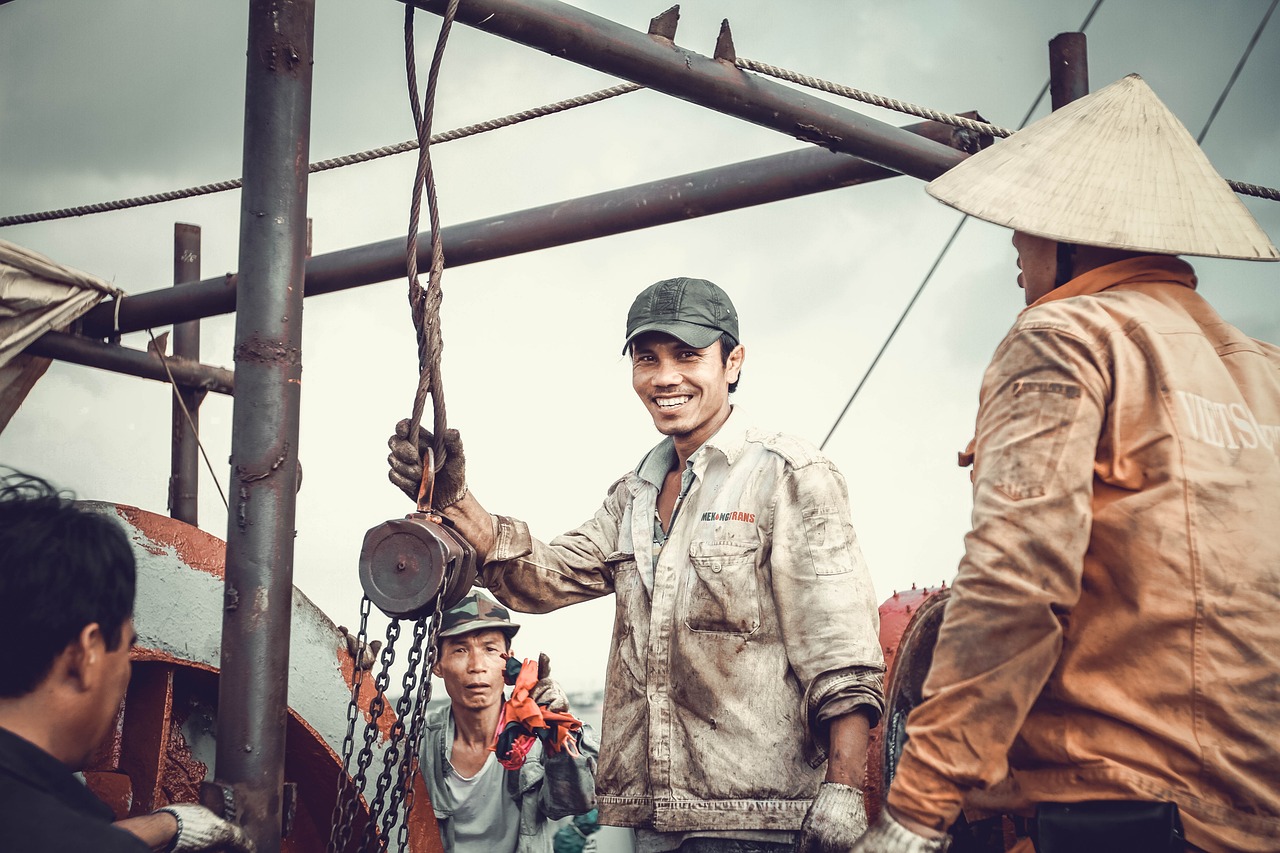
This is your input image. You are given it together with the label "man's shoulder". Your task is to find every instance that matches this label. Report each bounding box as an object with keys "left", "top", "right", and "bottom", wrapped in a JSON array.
[
  {"left": 738, "top": 428, "right": 831, "bottom": 470},
  {"left": 0, "top": 776, "right": 148, "bottom": 853}
]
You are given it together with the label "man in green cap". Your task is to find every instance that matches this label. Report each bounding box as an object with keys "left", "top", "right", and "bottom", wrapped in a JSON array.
[
  {"left": 391, "top": 277, "right": 885, "bottom": 853},
  {"left": 419, "top": 590, "right": 597, "bottom": 853},
  {"left": 854, "top": 75, "right": 1280, "bottom": 852}
]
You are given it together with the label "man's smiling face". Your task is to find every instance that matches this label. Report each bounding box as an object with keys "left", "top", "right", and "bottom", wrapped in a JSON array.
[{"left": 630, "top": 332, "right": 744, "bottom": 449}]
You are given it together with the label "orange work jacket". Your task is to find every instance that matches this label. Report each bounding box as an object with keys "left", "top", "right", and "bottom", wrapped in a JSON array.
[{"left": 889, "top": 256, "right": 1280, "bottom": 852}]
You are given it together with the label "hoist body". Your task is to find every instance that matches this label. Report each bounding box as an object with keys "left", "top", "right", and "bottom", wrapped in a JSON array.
[{"left": 358, "top": 513, "right": 475, "bottom": 619}]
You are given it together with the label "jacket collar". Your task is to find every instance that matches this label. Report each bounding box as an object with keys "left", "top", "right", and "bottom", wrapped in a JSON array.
[
  {"left": 1027, "top": 255, "right": 1198, "bottom": 312},
  {"left": 633, "top": 406, "right": 750, "bottom": 489}
]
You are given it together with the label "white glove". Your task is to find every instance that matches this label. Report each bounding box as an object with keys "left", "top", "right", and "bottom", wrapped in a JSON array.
[
  {"left": 157, "top": 804, "right": 255, "bottom": 853},
  {"left": 849, "top": 810, "right": 950, "bottom": 853},
  {"left": 795, "top": 782, "right": 870, "bottom": 852},
  {"left": 529, "top": 652, "right": 570, "bottom": 713}
]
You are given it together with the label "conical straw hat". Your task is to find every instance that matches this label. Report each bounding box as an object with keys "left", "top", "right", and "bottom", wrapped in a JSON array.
[{"left": 927, "top": 74, "right": 1279, "bottom": 261}]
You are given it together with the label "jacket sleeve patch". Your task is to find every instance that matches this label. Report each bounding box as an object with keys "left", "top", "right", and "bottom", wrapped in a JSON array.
[
  {"left": 985, "top": 379, "right": 1083, "bottom": 501},
  {"left": 803, "top": 506, "right": 854, "bottom": 576}
]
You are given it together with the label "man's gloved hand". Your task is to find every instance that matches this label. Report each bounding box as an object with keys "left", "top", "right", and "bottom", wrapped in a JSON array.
[
  {"left": 156, "top": 804, "right": 255, "bottom": 853},
  {"left": 529, "top": 652, "right": 570, "bottom": 713},
  {"left": 848, "top": 810, "right": 951, "bottom": 853},
  {"left": 795, "top": 782, "right": 870, "bottom": 852},
  {"left": 386, "top": 420, "right": 467, "bottom": 508}
]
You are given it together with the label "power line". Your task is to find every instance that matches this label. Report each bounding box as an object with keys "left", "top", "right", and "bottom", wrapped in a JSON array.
[
  {"left": 1197, "top": 0, "right": 1278, "bottom": 144},
  {"left": 820, "top": 0, "right": 1107, "bottom": 451}
]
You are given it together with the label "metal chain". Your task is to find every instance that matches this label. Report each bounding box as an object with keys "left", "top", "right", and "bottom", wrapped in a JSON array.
[
  {"left": 328, "top": 597, "right": 374, "bottom": 853},
  {"left": 351, "top": 618, "right": 402, "bottom": 853},
  {"left": 374, "top": 617, "right": 431, "bottom": 847},
  {"left": 394, "top": 564, "right": 453, "bottom": 852}
]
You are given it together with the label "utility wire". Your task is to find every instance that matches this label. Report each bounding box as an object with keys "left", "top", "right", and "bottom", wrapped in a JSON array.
[
  {"left": 820, "top": 0, "right": 1106, "bottom": 451},
  {"left": 1197, "top": 0, "right": 1278, "bottom": 143}
]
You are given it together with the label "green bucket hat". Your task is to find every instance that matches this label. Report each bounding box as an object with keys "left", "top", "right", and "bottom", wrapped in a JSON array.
[
  {"left": 438, "top": 590, "right": 521, "bottom": 640},
  {"left": 623, "top": 277, "right": 740, "bottom": 354}
]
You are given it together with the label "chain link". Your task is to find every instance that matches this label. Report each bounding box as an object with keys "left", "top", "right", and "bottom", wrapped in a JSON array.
[
  {"left": 328, "top": 597, "right": 373, "bottom": 853},
  {"left": 394, "top": 563, "right": 453, "bottom": 852},
  {"left": 350, "top": 618, "right": 402, "bottom": 852},
  {"left": 328, "top": 573, "right": 456, "bottom": 850},
  {"left": 374, "top": 617, "right": 430, "bottom": 846}
]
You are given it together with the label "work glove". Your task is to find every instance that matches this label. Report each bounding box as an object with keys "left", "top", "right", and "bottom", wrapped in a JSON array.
[
  {"left": 529, "top": 652, "right": 570, "bottom": 713},
  {"left": 387, "top": 420, "right": 467, "bottom": 508},
  {"left": 156, "top": 804, "right": 255, "bottom": 853},
  {"left": 848, "top": 811, "right": 951, "bottom": 853},
  {"left": 795, "top": 782, "right": 870, "bottom": 852}
]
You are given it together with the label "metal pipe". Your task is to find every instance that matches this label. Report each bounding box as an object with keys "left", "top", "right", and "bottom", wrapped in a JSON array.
[
  {"left": 213, "top": 1, "right": 314, "bottom": 850},
  {"left": 401, "top": 0, "right": 967, "bottom": 180},
  {"left": 81, "top": 117, "right": 977, "bottom": 337},
  {"left": 23, "top": 330, "right": 234, "bottom": 395},
  {"left": 169, "top": 224, "right": 203, "bottom": 525},
  {"left": 1049, "top": 32, "right": 1089, "bottom": 109}
]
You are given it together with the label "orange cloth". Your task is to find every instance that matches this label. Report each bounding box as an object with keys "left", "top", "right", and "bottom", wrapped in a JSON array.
[
  {"left": 889, "top": 257, "right": 1280, "bottom": 852},
  {"left": 492, "top": 658, "right": 582, "bottom": 768}
]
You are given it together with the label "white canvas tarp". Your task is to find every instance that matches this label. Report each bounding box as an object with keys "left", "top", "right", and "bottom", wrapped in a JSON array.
[
  {"left": 0, "top": 239, "right": 121, "bottom": 432},
  {"left": 0, "top": 239, "right": 120, "bottom": 368}
]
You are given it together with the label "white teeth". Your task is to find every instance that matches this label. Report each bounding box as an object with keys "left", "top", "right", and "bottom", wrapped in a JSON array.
[{"left": 656, "top": 396, "right": 690, "bottom": 408}]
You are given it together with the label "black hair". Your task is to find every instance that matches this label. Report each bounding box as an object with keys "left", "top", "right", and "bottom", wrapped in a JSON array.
[
  {"left": 718, "top": 332, "right": 742, "bottom": 394},
  {"left": 0, "top": 471, "right": 136, "bottom": 698}
]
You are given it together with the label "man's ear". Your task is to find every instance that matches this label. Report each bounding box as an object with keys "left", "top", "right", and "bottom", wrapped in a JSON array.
[
  {"left": 64, "top": 623, "right": 107, "bottom": 691},
  {"left": 727, "top": 344, "right": 746, "bottom": 384}
]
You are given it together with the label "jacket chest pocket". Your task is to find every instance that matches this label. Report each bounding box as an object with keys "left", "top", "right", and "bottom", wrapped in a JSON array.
[{"left": 685, "top": 541, "right": 760, "bottom": 635}]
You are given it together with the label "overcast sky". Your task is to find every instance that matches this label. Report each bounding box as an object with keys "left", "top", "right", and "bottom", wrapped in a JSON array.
[{"left": 2, "top": 0, "right": 1278, "bottom": 691}]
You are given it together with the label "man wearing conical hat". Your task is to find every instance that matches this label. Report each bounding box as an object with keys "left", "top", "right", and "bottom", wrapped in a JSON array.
[{"left": 854, "top": 75, "right": 1280, "bottom": 852}]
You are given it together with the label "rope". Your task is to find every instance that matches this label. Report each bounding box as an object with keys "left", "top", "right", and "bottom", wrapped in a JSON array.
[
  {"left": 403, "top": 0, "right": 460, "bottom": 465},
  {"left": 0, "top": 84, "right": 640, "bottom": 229},
  {"left": 144, "top": 327, "right": 230, "bottom": 510},
  {"left": 736, "top": 57, "right": 1011, "bottom": 140},
  {"left": 735, "top": 55, "right": 1280, "bottom": 202}
]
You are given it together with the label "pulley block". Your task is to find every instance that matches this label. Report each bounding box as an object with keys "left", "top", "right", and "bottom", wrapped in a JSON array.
[{"left": 358, "top": 513, "right": 475, "bottom": 619}]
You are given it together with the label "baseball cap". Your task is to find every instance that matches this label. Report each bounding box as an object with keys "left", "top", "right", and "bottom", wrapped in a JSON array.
[
  {"left": 622, "top": 277, "right": 740, "bottom": 354},
  {"left": 437, "top": 590, "right": 521, "bottom": 640}
]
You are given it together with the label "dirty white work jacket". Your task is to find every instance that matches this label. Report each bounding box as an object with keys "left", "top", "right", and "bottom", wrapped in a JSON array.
[
  {"left": 477, "top": 414, "right": 884, "bottom": 832},
  {"left": 889, "top": 257, "right": 1280, "bottom": 853}
]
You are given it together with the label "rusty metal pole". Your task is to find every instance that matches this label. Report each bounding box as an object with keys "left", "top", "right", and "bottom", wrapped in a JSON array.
[
  {"left": 169, "top": 223, "right": 202, "bottom": 525},
  {"left": 79, "top": 115, "right": 979, "bottom": 337},
  {"left": 1049, "top": 32, "right": 1089, "bottom": 109},
  {"left": 212, "top": 1, "right": 314, "bottom": 851},
  {"left": 400, "top": 0, "right": 963, "bottom": 181}
]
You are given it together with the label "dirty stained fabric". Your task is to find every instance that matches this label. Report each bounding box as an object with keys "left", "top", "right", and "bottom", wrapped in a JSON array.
[
  {"left": 887, "top": 256, "right": 1280, "bottom": 853},
  {"left": 476, "top": 411, "right": 885, "bottom": 834},
  {"left": 0, "top": 239, "right": 118, "bottom": 369}
]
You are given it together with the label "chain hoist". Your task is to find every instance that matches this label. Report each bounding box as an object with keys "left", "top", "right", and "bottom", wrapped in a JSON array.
[{"left": 329, "top": 1, "right": 468, "bottom": 849}]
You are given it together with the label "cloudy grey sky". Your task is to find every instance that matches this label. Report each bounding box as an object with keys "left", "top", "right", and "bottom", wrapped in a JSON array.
[{"left": 2, "top": 0, "right": 1278, "bottom": 690}]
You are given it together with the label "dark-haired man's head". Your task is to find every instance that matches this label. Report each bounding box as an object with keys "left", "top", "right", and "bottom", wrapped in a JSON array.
[{"left": 0, "top": 471, "right": 137, "bottom": 767}]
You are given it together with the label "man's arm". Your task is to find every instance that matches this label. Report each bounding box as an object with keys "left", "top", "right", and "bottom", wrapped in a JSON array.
[
  {"left": 887, "top": 322, "right": 1108, "bottom": 832},
  {"left": 769, "top": 458, "right": 886, "bottom": 757},
  {"left": 116, "top": 812, "right": 178, "bottom": 852},
  {"left": 439, "top": 490, "right": 497, "bottom": 561},
  {"left": 388, "top": 422, "right": 626, "bottom": 612},
  {"left": 824, "top": 710, "right": 872, "bottom": 786},
  {"left": 116, "top": 804, "right": 254, "bottom": 853}
]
